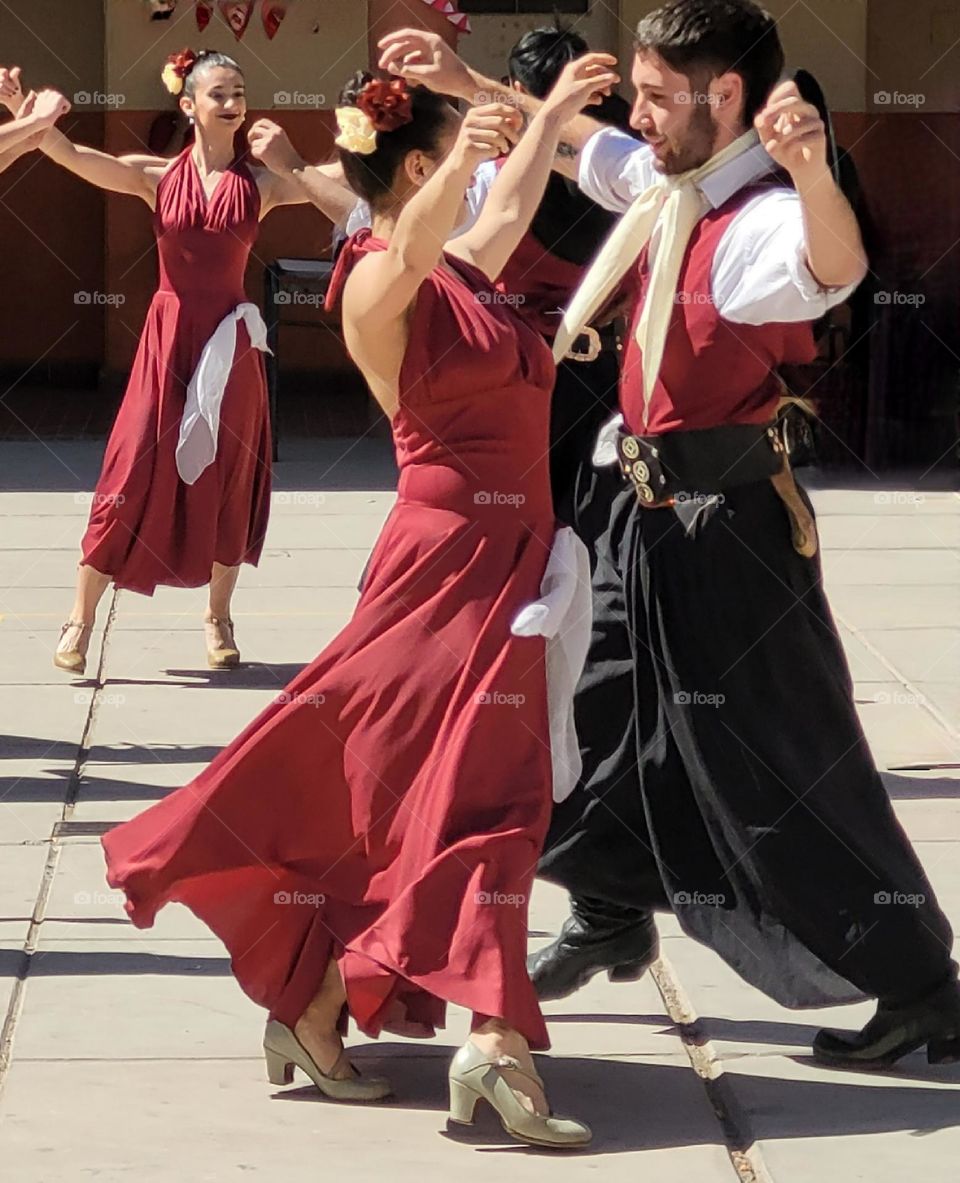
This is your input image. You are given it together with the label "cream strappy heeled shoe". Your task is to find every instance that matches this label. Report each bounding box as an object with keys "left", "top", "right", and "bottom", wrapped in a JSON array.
[
  {"left": 448, "top": 1040, "right": 592, "bottom": 1149},
  {"left": 53, "top": 620, "right": 93, "bottom": 675},
  {"left": 204, "top": 615, "right": 240, "bottom": 669},
  {"left": 263, "top": 1020, "right": 392, "bottom": 1102}
]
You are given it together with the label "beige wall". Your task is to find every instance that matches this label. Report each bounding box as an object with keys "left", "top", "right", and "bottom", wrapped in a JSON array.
[
  {"left": 465, "top": 2, "right": 621, "bottom": 81},
  {"left": 867, "top": 0, "right": 960, "bottom": 113},
  {"left": 104, "top": 0, "right": 367, "bottom": 110},
  {"left": 0, "top": 0, "right": 105, "bottom": 98}
]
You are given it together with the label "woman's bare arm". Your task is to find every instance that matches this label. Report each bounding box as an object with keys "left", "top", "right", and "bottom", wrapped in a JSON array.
[
  {"left": 449, "top": 54, "right": 619, "bottom": 281},
  {"left": 247, "top": 121, "right": 357, "bottom": 222}
]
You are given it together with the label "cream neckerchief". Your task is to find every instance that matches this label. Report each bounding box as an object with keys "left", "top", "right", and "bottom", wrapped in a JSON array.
[{"left": 552, "top": 129, "right": 761, "bottom": 429}]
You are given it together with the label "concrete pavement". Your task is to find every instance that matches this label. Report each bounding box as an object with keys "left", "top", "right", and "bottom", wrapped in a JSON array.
[{"left": 1, "top": 439, "right": 958, "bottom": 1181}]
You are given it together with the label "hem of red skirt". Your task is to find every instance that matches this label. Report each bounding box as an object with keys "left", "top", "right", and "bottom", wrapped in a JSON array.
[{"left": 80, "top": 549, "right": 263, "bottom": 597}]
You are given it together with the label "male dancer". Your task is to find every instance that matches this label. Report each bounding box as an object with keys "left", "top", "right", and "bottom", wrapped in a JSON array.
[{"left": 380, "top": 0, "right": 960, "bottom": 1069}]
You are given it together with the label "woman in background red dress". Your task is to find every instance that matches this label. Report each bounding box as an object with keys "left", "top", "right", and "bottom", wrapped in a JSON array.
[
  {"left": 1, "top": 50, "right": 355, "bottom": 675},
  {"left": 103, "top": 57, "right": 617, "bottom": 1148}
]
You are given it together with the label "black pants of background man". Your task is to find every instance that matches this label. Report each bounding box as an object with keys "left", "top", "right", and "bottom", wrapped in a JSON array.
[
  {"left": 548, "top": 345, "right": 621, "bottom": 555},
  {"left": 539, "top": 477, "right": 956, "bottom": 1008}
]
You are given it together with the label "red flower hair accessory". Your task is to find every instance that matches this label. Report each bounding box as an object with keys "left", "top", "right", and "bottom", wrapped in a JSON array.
[
  {"left": 356, "top": 78, "right": 413, "bottom": 133},
  {"left": 162, "top": 48, "right": 199, "bottom": 96}
]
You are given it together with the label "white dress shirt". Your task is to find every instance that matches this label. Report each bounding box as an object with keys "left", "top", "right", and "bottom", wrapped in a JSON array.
[
  {"left": 344, "top": 159, "right": 500, "bottom": 238},
  {"left": 578, "top": 126, "right": 861, "bottom": 325}
]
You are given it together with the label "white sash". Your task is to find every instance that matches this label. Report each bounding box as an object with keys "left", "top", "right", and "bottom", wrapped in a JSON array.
[
  {"left": 511, "top": 526, "right": 593, "bottom": 803},
  {"left": 176, "top": 302, "right": 271, "bottom": 485}
]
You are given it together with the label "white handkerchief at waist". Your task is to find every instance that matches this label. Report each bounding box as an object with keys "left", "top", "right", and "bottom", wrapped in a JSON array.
[
  {"left": 176, "top": 302, "right": 271, "bottom": 486},
  {"left": 593, "top": 412, "right": 624, "bottom": 468},
  {"left": 511, "top": 526, "right": 592, "bottom": 803}
]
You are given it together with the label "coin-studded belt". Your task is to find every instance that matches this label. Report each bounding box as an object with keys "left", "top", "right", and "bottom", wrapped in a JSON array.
[{"left": 615, "top": 422, "right": 786, "bottom": 507}]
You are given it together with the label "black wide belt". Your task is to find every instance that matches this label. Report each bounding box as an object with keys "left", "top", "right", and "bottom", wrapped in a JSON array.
[{"left": 615, "top": 422, "right": 785, "bottom": 507}]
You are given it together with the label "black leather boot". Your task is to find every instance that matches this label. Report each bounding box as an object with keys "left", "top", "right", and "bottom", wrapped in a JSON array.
[
  {"left": 528, "top": 904, "right": 659, "bottom": 1002},
  {"left": 813, "top": 978, "right": 960, "bottom": 1070}
]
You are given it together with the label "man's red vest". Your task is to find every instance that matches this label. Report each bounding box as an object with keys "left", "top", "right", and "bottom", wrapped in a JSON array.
[{"left": 620, "top": 180, "right": 817, "bottom": 435}]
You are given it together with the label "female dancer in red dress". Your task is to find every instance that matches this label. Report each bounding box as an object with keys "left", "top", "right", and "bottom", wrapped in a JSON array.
[
  {"left": 102, "top": 56, "right": 617, "bottom": 1147},
  {"left": 1, "top": 51, "right": 356, "bottom": 674}
]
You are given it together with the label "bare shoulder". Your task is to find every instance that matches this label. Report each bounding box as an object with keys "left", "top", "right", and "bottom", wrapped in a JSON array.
[{"left": 341, "top": 250, "right": 393, "bottom": 317}]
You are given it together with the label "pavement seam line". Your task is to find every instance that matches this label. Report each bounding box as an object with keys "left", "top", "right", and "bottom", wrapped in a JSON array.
[
  {"left": 0, "top": 587, "right": 118, "bottom": 1102},
  {"left": 650, "top": 955, "right": 775, "bottom": 1183},
  {"left": 833, "top": 608, "right": 960, "bottom": 745}
]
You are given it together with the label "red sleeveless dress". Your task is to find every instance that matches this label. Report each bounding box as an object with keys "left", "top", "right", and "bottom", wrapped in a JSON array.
[
  {"left": 102, "top": 231, "right": 558, "bottom": 1049},
  {"left": 80, "top": 148, "right": 272, "bottom": 595}
]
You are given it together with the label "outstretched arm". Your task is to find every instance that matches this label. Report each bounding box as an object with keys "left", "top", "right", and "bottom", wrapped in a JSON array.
[
  {"left": 247, "top": 120, "right": 357, "bottom": 224},
  {"left": 1, "top": 65, "right": 167, "bottom": 204},
  {"left": 449, "top": 54, "right": 618, "bottom": 281},
  {"left": 0, "top": 88, "right": 71, "bottom": 154},
  {"left": 37, "top": 126, "right": 169, "bottom": 205},
  {"left": 377, "top": 29, "right": 617, "bottom": 180}
]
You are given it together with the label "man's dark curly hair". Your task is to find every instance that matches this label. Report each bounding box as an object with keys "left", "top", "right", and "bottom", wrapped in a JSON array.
[{"left": 635, "top": 0, "right": 784, "bottom": 123}]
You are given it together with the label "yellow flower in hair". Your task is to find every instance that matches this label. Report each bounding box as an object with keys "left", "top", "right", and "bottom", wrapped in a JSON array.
[
  {"left": 161, "top": 62, "right": 184, "bottom": 96},
  {"left": 335, "top": 106, "right": 377, "bottom": 155}
]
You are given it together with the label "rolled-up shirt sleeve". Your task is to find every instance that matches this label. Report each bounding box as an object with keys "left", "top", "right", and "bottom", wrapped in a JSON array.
[
  {"left": 714, "top": 188, "right": 865, "bottom": 324},
  {"left": 578, "top": 126, "right": 657, "bottom": 214}
]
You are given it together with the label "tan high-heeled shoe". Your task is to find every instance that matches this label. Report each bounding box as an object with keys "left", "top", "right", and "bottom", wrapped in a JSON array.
[
  {"left": 204, "top": 615, "right": 240, "bottom": 669},
  {"left": 448, "top": 1040, "right": 592, "bottom": 1149},
  {"left": 53, "top": 620, "right": 93, "bottom": 675},
  {"left": 262, "top": 1019, "right": 392, "bottom": 1102}
]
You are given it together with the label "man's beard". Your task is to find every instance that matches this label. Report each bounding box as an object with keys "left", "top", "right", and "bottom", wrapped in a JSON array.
[{"left": 657, "top": 102, "right": 718, "bottom": 175}]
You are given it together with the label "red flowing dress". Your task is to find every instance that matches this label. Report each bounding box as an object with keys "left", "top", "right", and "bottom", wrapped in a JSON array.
[
  {"left": 80, "top": 147, "right": 272, "bottom": 595},
  {"left": 102, "top": 231, "right": 559, "bottom": 1049}
]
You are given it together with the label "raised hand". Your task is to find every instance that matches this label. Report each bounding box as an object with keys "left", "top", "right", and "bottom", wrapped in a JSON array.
[
  {"left": 0, "top": 65, "right": 25, "bottom": 113},
  {"left": 30, "top": 88, "right": 72, "bottom": 128},
  {"left": 247, "top": 119, "right": 303, "bottom": 174},
  {"left": 449, "top": 103, "right": 523, "bottom": 170},
  {"left": 377, "top": 28, "right": 473, "bottom": 98},
  {"left": 754, "top": 80, "right": 827, "bottom": 179},
  {"left": 540, "top": 53, "right": 620, "bottom": 124}
]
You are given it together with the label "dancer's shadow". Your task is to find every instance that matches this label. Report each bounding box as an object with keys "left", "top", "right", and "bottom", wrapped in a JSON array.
[
  {"left": 161, "top": 663, "right": 307, "bottom": 690},
  {"left": 883, "top": 773, "right": 960, "bottom": 800},
  {"left": 279, "top": 1042, "right": 960, "bottom": 1152}
]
